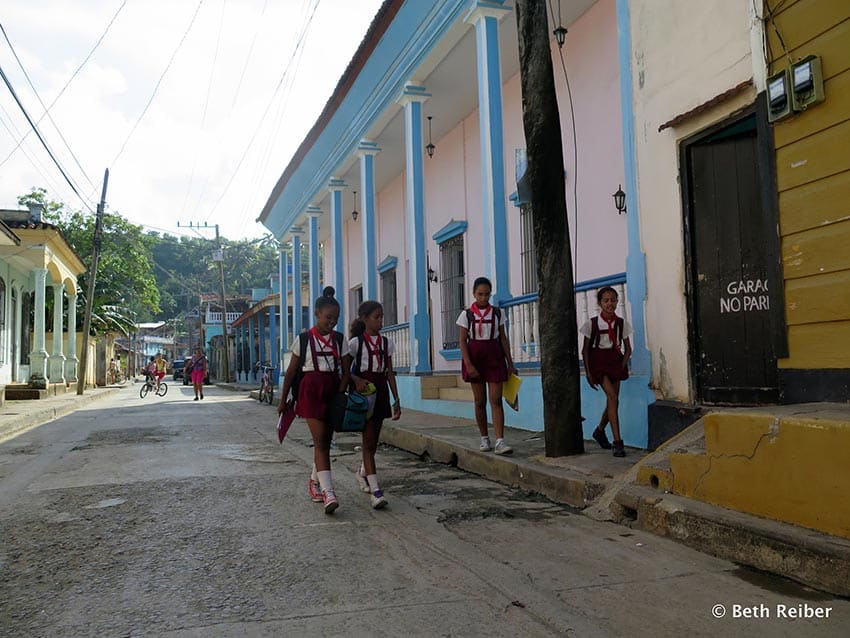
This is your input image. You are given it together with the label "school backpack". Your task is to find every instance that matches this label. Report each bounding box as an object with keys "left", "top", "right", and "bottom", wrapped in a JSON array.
[
  {"left": 289, "top": 329, "right": 344, "bottom": 402},
  {"left": 352, "top": 334, "right": 389, "bottom": 374},
  {"left": 465, "top": 306, "right": 502, "bottom": 340},
  {"left": 589, "top": 316, "right": 624, "bottom": 350}
]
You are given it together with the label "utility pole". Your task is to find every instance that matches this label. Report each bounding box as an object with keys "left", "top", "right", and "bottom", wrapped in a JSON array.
[
  {"left": 178, "top": 221, "right": 231, "bottom": 382},
  {"left": 77, "top": 168, "right": 109, "bottom": 395},
  {"left": 515, "top": 1, "right": 583, "bottom": 455}
]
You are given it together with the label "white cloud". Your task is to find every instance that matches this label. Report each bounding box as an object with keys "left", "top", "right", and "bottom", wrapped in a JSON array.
[{"left": 0, "top": 0, "right": 384, "bottom": 239}]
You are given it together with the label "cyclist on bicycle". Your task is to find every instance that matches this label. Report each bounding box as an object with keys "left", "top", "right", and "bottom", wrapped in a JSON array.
[{"left": 153, "top": 353, "right": 167, "bottom": 392}]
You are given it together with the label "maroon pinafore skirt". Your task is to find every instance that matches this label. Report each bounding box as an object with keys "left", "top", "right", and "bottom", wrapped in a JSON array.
[{"left": 462, "top": 339, "right": 508, "bottom": 383}]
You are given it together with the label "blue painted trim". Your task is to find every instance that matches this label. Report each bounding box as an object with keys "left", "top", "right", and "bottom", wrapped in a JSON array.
[
  {"left": 330, "top": 187, "right": 346, "bottom": 325},
  {"left": 361, "top": 153, "right": 378, "bottom": 299},
  {"left": 404, "top": 98, "right": 432, "bottom": 373},
  {"left": 617, "top": 0, "right": 650, "bottom": 379},
  {"left": 279, "top": 249, "right": 289, "bottom": 370},
  {"left": 291, "top": 236, "right": 303, "bottom": 337},
  {"left": 432, "top": 219, "right": 468, "bottom": 244},
  {"left": 308, "top": 213, "right": 320, "bottom": 304},
  {"left": 248, "top": 315, "right": 257, "bottom": 373},
  {"left": 377, "top": 255, "right": 398, "bottom": 273},
  {"left": 257, "top": 311, "right": 266, "bottom": 368},
  {"left": 439, "top": 348, "right": 462, "bottom": 361},
  {"left": 508, "top": 191, "right": 520, "bottom": 207},
  {"left": 575, "top": 271, "right": 627, "bottom": 292},
  {"left": 501, "top": 292, "right": 538, "bottom": 307},
  {"left": 269, "top": 302, "right": 277, "bottom": 371},
  {"left": 261, "top": 1, "right": 470, "bottom": 239}
]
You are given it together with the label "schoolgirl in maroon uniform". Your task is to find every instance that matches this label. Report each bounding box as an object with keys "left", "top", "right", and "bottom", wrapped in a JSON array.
[
  {"left": 457, "top": 277, "right": 517, "bottom": 455},
  {"left": 278, "top": 289, "right": 351, "bottom": 513},
  {"left": 346, "top": 301, "right": 401, "bottom": 510},
  {"left": 580, "top": 286, "right": 633, "bottom": 457}
]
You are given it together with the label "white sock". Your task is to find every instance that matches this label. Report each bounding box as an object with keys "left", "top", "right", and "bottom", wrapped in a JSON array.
[
  {"left": 367, "top": 474, "right": 379, "bottom": 492},
  {"left": 496, "top": 438, "right": 505, "bottom": 445},
  {"left": 358, "top": 464, "right": 366, "bottom": 478},
  {"left": 317, "top": 470, "right": 333, "bottom": 492},
  {"left": 311, "top": 463, "right": 318, "bottom": 482},
  {"left": 481, "top": 436, "right": 491, "bottom": 444}
]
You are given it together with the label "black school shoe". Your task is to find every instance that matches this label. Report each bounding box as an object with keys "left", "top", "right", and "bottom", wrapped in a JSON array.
[
  {"left": 593, "top": 428, "right": 613, "bottom": 449},
  {"left": 612, "top": 440, "right": 626, "bottom": 457}
]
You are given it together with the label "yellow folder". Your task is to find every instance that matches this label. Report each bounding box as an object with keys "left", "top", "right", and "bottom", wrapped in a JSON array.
[{"left": 503, "top": 374, "right": 522, "bottom": 411}]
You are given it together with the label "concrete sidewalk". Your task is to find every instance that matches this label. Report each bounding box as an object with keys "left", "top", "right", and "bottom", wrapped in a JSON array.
[
  {"left": 219, "top": 380, "right": 850, "bottom": 597},
  {"left": 0, "top": 382, "right": 126, "bottom": 444}
]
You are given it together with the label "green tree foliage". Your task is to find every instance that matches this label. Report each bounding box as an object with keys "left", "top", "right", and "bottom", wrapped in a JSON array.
[{"left": 18, "top": 188, "right": 160, "bottom": 331}]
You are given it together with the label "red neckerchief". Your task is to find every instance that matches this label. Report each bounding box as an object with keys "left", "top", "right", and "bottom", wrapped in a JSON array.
[
  {"left": 470, "top": 303, "right": 492, "bottom": 338},
  {"left": 362, "top": 332, "right": 383, "bottom": 371},
  {"left": 310, "top": 327, "right": 339, "bottom": 365},
  {"left": 600, "top": 313, "right": 621, "bottom": 354}
]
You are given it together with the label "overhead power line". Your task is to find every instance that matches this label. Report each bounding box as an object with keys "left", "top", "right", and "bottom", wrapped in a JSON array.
[
  {"left": 0, "top": 1, "right": 127, "bottom": 169},
  {"left": 0, "top": 21, "right": 97, "bottom": 191},
  {"left": 0, "top": 61, "right": 94, "bottom": 212},
  {"left": 105, "top": 0, "right": 205, "bottom": 177}
]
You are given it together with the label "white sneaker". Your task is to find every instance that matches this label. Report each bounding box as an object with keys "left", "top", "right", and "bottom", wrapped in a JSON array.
[
  {"left": 494, "top": 440, "right": 513, "bottom": 455},
  {"left": 355, "top": 471, "right": 370, "bottom": 493},
  {"left": 371, "top": 489, "right": 387, "bottom": 509},
  {"left": 479, "top": 437, "right": 492, "bottom": 452}
]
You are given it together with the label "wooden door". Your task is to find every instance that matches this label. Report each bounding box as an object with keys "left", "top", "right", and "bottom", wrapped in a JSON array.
[{"left": 685, "top": 115, "right": 779, "bottom": 404}]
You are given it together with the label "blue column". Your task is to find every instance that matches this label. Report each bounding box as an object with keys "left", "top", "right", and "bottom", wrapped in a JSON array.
[
  {"left": 328, "top": 178, "right": 347, "bottom": 326},
  {"left": 307, "top": 207, "right": 322, "bottom": 304},
  {"left": 278, "top": 246, "right": 290, "bottom": 388},
  {"left": 239, "top": 323, "right": 247, "bottom": 383},
  {"left": 466, "top": 1, "right": 511, "bottom": 304},
  {"left": 258, "top": 311, "right": 266, "bottom": 365},
  {"left": 248, "top": 316, "right": 257, "bottom": 381},
  {"left": 269, "top": 304, "right": 278, "bottom": 383},
  {"left": 291, "top": 230, "right": 304, "bottom": 337},
  {"left": 234, "top": 323, "right": 241, "bottom": 382},
  {"left": 358, "top": 141, "right": 381, "bottom": 300},
  {"left": 398, "top": 84, "right": 432, "bottom": 373}
]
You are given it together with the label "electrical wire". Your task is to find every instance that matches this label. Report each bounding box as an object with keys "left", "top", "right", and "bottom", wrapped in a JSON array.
[
  {"left": 0, "top": 102, "right": 68, "bottom": 198},
  {"left": 0, "top": 62, "right": 94, "bottom": 212},
  {"left": 547, "top": 0, "right": 579, "bottom": 279},
  {"left": 0, "top": 21, "right": 97, "bottom": 191},
  {"left": 230, "top": 0, "right": 270, "bottom": 109},
  {"left": 202, "top": 0, "right": 321, "bottom": 223},
  {"left": 0, "top": 0, "right": 127, "bottom": 170},
  {"left": 104, "top": 0, "right": 205, "bottom": 178}
]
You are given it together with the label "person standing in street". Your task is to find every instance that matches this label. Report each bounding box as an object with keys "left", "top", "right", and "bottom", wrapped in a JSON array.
[
  {"left": 191, "top": 348, "right": 207, "bottom": 401},
  {"left": 458, "top": 277, "right": 517, "bottom": 455},
  {"left": 346, "top": 300, "right": 401, "bottom": 510},
  {"left": 277, "top": 289, "right": 350, "bottom": 514},
  {"left": 580, "top": 286, "right": 632, "bottom": 458}
]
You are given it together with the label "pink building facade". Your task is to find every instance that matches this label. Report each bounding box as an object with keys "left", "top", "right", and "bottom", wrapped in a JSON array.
[{"left": 260, "top": 0, "right": 654, "bottom": 446}]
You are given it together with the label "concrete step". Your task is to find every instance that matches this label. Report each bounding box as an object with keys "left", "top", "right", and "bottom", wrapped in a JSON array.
[
  {"left": 420, "top": 374, "right": 459, "bottom": 399},
  {"left": 439, "top": 386, "right": 474, "bottom": 402},
  {"left": 4, "top": 385, "right": 48, "bottom": 400}
]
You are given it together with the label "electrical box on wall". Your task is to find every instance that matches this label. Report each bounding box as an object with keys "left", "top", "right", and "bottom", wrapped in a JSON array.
[
  {"left": 767, "top": 69, "right": 792, "bottom": 122},
  {"left": 791, "top": 55, "right": 825, "bottom": 111}
]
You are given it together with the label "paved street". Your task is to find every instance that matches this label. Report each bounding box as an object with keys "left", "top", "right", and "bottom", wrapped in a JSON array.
[{"left": 0, "top": 385, "right": 847, "bottom": 637}]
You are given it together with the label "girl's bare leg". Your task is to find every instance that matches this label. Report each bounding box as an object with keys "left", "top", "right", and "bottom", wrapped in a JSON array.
[
  {"left": 361, "top": 419, "right": 382, "bottom": 476},
  {"left": 600, "top": 376, "right": 622, "bottom": 441},
  {"left": 487, "top": 381, "right": 505, "bottom": 439},
  {"left": 471, "top": 382, "right": 489, "bottom": 436},
  {"left": 306, "top": 418, "right": 333, "bottom": 471}
]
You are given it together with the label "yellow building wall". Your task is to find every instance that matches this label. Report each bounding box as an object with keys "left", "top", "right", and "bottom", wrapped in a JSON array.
[{"left": 769, "top": 0, "right": 850, "bottom": 369}]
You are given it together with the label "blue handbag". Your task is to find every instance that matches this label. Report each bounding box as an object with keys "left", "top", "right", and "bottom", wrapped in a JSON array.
[{"left": 329, "top": 392, "right": 369, "bottom": 432}]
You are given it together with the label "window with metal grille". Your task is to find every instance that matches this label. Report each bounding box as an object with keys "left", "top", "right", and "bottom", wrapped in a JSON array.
[
  {"left": 439, "top": 235, "right": 465, "bottom": 350},
  {"left": 350, "top": 286, "right": 363, "bottom": 318},
  {"left": 380, "top": 269, "right": 398, "bottom": 326},
  {"left": 520, "top": 203, "right": 538, "bottom": 294}
]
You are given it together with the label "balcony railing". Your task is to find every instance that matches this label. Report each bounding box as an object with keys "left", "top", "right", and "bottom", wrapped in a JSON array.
[
  {"left": 502, "top": 273, "right": 628, "bottom": 368},
  {"left": 382, "top": 322, "right": 411, "bottom": 371},
  {"left": 205, "top": 311, "right": 242, "bottom": 324}
]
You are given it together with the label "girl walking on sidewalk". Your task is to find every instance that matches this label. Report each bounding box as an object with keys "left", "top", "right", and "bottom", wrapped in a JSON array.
[
  {"left": 457, "top": 277, "right": 517, "bottom": 455},
  {"left": 278, "top": 289, "right": 350, "bottom": 514},
  {"left": 346, "top": 301, "right": 401, "bottom": 510},
  {"left": 190, "top": 348, "right": 207, "bottom": 400},
  {"left": 580, "top": 286, "right": 633, "bottom": 457}
]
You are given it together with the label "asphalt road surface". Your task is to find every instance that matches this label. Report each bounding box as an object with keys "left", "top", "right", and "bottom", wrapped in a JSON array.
[{"left": 0, "top": 384, "right": 846, "bottom": 637}]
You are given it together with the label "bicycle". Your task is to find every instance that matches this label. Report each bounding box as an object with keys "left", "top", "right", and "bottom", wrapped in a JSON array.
[
  {"left": 257, "top": 363, "right": 274, "bottom": 405},
  {"left": 140, "top": 374, "right": 168, "bottom": 399}
]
